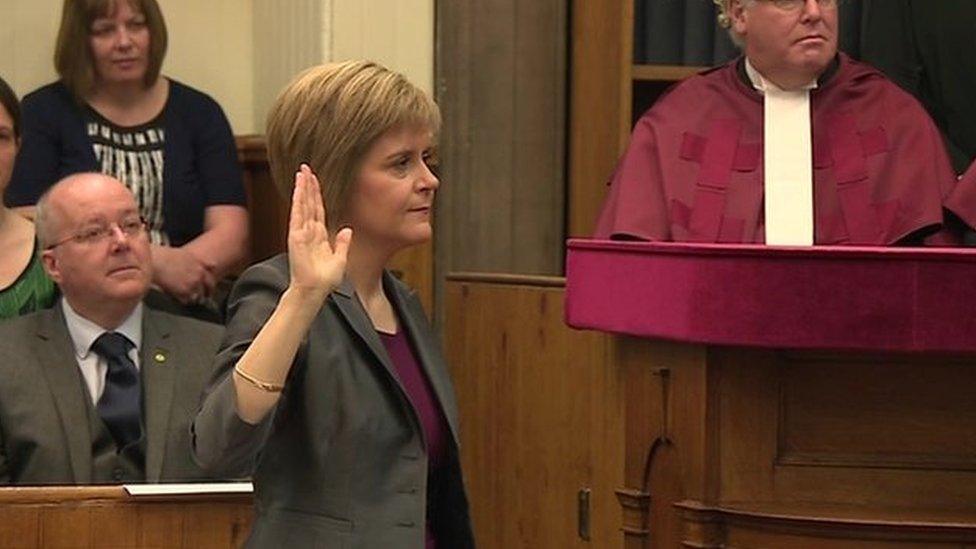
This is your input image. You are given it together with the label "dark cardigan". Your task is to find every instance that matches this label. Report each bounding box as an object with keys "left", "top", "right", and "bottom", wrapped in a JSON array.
[{"left": 5, "top": 80, "right": 245, "bottom": 246}]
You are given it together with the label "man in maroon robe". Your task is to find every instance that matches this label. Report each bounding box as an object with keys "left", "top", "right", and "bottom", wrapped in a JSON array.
[{"left": 595, "top": 0, "right": 976, "bottom": 245}]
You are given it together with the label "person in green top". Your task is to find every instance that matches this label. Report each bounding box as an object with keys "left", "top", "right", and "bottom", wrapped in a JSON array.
[{"left": 0, "top": 75, "right": 56, "bottom": 319}]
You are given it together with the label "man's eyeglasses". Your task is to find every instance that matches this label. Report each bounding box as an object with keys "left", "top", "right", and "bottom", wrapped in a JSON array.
[
  {"left": 760, "top": 0, "right": 841, "bottom": 11},
  {"left": 46, "top": 217, "right": 147, "bottom": 249}
]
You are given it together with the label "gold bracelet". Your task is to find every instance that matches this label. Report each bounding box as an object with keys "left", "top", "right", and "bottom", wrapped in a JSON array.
[{"left": 234, "top": 365, "right": 285, "bottom": 393}]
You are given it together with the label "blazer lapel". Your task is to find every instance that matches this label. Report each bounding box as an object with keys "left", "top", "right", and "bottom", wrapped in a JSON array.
[
  {"left": 331, "top": 278, "right": 402, "bottom": 383},
  {"left": 384, "top": 273, "right": 462, "bottom": 445},
  {"left": 333, "top": 275, "right": 462, "bottom": 446},
  {"left": 34, "top": 305, "right": 93, "bottom": 483},
  {"left": 331, "top": 276, "right": 433, "bottom": 440},
  {"left": 140, "top": 310, "right": 176, "bottom": 482}
]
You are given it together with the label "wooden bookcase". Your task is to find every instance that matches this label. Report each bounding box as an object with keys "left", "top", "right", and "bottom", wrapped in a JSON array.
[
  {"left": 568, "top": 0, "right": 708, "bottom": 238},
  {"left": 631, "top": 63, "right": 706, "bottom": 123}
]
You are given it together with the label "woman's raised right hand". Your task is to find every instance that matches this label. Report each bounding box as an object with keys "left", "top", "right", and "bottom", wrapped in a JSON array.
[{"left": 287, "top": 164, "right": 352, "bottom": 296}]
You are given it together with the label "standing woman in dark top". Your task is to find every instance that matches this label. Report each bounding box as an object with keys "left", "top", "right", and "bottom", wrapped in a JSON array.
[
  {"left": 0, "top": 76, "right": 57, "bottom": 319},
  {"left": 5, "top": 0, "right": 248, "bottom": 308},
  {"left": 193, "top": 61, "right": 475, "bottom": 548}
]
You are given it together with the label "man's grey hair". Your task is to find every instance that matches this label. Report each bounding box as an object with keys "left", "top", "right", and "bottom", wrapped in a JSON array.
[{"left": 715, "top": 0, "right": 750, "bottom": 48}]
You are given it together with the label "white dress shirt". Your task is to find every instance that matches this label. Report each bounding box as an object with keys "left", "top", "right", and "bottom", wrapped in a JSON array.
[
  {"left": 62, "top": 297, "right": 143, "bottom": 405},
  {"left": 745, "top": 58, "right": 818, "bottom": 246}
]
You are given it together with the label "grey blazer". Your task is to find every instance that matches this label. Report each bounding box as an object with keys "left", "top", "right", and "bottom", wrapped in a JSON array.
[
  {"left": 0, "top": 303, "right": 222, "bottom": 484},
  {"left": 192, "top": 255, "right": 475, "bottom": 549}
]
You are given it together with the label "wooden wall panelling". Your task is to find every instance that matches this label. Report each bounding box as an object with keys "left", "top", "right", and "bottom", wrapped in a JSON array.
[
  {"left": 458, "top": 0, "right": 516, "bottom": 271},
  {"left": 586, "top": 330, "right": 626, "bottom": 549},
  {"left": 568, "top": 0, "right": 631, "bottom": 238},
  {"left": 434, "top": 0, "right": 567, "bottom": 296},
  {"left": 433, "top": 0, "right": 469, "bottom": 323},
  {"left": 237, "top": 135, "right": 288, "bottom": 266},
  {"left": 389, "top": 244, "right": 434, "bottom": 316},
  {"left": 445, "top": 275, "right": 623, "bottom": 549},
  {"left": 511, "top": 0, "right": 567, "bottom": 274}
]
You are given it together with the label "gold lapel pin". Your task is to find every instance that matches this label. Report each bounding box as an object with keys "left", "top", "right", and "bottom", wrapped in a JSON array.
[{"left": 153, "top": 350, "right": 168, "bottom": 363}]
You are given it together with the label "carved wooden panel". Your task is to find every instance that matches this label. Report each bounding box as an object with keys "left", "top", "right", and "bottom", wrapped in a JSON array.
[
  {"left": 778, "top": 355, "right": 976, "bottom": 471},
  {"left": 612, "top": 338, "right": 713, "bottom": 549},
  {"left": 714, "top": 347, "right": 976, "bottom": 514},
  {"left": 603, "top": 341, "right": 976, "bottom": 547},
  {"left": 678, "top": 501, "right": 976, "bottom": 548}
]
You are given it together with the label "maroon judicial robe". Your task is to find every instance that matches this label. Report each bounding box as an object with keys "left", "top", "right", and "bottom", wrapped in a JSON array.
[
  {"left": 956, "top": 160, "right": 976, "bottom": 218},
  {"left": 595, "top": 54, "right": 975, "bottom": 245}
]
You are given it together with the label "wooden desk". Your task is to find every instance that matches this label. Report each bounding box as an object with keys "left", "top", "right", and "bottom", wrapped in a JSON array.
[
  {"left": 0, "top": 486, "right": 253, "bottom": 548},
  {"left": 566, "top": 241, "right": 976, "bottom": 548}
]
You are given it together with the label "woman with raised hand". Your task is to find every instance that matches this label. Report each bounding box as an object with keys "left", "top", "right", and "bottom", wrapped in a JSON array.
[
  {"left": 6, "top": 0, "right": 248, "bottom": 314},
  {"left": 193, "top": 60, "right": 475, "bottom": 549}
]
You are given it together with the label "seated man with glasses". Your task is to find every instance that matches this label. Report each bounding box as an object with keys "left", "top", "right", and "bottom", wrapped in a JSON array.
[
  {"left": 0, "top": 172, "right": 223, "bottom": 484},
  {"left": 595, "top": 0, "right": 976, "bottom": 245}
]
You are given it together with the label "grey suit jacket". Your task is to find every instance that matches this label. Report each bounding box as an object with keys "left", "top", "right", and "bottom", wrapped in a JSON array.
[
  {"left": 193, "top": 255, "right": 475, "bottom": 549},
  {"left": 0, "top": 303, "right": 222, "bottom": 484}
]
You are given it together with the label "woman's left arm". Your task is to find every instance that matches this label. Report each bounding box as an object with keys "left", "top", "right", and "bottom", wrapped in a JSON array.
[
  {"left": 187, "top": 90, "right": 251, "bottom": 278},
  {"left": 157, "top": 86, "right": 251, "bottom": 298},
  {"left": 151, "top": 205, "right": 248, "bottom": 304}
]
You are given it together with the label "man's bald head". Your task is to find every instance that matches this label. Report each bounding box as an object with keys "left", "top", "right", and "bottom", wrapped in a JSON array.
[
  {"left": 36, "top": 173, "right": 131, "bottom": 248},
  {"left": 38, "top": 172, "right": 152, "bottom": 329}
]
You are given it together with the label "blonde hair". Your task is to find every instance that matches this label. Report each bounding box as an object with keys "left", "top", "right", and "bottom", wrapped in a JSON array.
[
  {"left": 265, "top": 60, "right": 441, "bottom": 231},
  {"left": 55, "top": 0, "right": 168, "bottom": 101}
]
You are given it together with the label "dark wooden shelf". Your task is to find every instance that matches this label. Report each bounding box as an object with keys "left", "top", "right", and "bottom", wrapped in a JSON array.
[{"left": 631, "top": 64, "right": 707, "bottom": 82}]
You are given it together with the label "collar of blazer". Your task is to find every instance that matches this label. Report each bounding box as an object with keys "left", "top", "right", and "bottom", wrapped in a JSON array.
[
  {"left": 34, "top": 303, "right": 178, "bottom": 482},
  {"left": 140, "top": 309, "right": 177, "bottom": 482},
  {"left": 329, "top": 271, "right": 462, "bottom": 447}
]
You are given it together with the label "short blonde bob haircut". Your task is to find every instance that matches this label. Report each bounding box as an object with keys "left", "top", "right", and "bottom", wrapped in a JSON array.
[
  {"left": 55, "top": 0, "right": 168, "bottom": 101},
  {"left": 266, "top": 60, "right": 441, "bottom": 231}
]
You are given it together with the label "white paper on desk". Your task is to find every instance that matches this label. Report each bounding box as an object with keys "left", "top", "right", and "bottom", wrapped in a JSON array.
[{"left": 123, "top": 482, "right": 253, "bottom": 496}]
